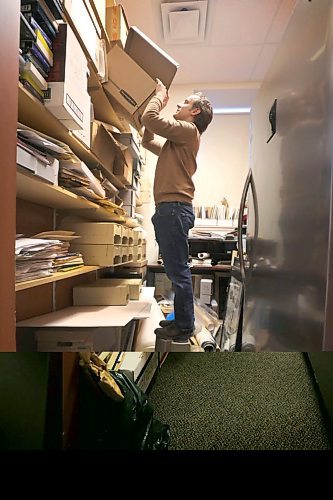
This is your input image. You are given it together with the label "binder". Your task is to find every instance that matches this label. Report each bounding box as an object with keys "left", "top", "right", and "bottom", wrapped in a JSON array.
[
  {"left": 20, "top": 41, "right": 51, "bottom": 73},
  {"left": 29, "top": 16, "right": 53, "bottom": 48},
  {"left": 24, "top": 51, "right": 49, "bottom": 79},
  {"left": 21, "top": 1, "right": 58, "bottom": 39}
]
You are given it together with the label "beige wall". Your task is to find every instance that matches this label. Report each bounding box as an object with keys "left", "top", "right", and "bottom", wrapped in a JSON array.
[{"left": 138, "top": 84, "right": 250, "bottom": 263}]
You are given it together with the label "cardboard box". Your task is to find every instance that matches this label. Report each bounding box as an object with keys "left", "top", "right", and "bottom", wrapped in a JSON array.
[
  {"left": 121, "top": 227, "right": 132, "bottom": 245},
  {"left": 73, "top": 283, "right": 129, "bottom": 306},
  {"left": 113, "top": 156, "right": 132, "bottom": 185},
  {"left": 106, "top": 4, "right": 129, "bottom": 48},
  {"left": 113, "top": 130, "right": 141, "bottom": 160},
  {"left": 125, "top": 26, "right": 178, "bottom": 90},
  {"left": 67, "top": 221, "right": 122, "bottom": 244},
  {"left": 133, "top": 230, "right": 143, "bottom": 246},
  {"left": 45, "top": 23, "right": 89, "bottom": 130},
  {"left": 35, "top": 321, "right": 135, "bottom": 351},
  {"left": 98, "top": 278, "right": 141, "bottom": 300},
  {"left": 103, "top": 26, "right": 179, "bottom": 129},
  {"left": 133, "top": 245, "right": 143, "bottom": 262},
  {"left": 17, "top": 145, "right": 59, "bottom": 185},
  {"left": 90, "top": 120, "right": 120, "bottom": 174},
  {"left": 89, "top": 86, "right": 122, "bottom": 129},
  {"left": 64, "top": 0, "right": 101, "bottom": 68},
  {"left": 70, "top": 243, "right": 122, "bottom": 266}
]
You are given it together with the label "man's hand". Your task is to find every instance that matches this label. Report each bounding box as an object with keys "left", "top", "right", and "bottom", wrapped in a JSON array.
[{"left": 155, "top": 78, "right": 169, "bottom": 109}]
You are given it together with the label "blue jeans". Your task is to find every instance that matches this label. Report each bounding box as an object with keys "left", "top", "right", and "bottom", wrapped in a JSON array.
[{"left": 152, "top": 202, "right": 195, "bottom": 331}]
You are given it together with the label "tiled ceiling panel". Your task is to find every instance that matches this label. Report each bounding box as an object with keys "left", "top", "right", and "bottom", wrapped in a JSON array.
[
  {"left": 209, "top": 0, "right": 280, "bottom": 46},
  {"left": 169, "top": 44, "right": 263, "bottom": 83},
  {"left": 117, "top": 0, "right": 295, "bottom": 86}
]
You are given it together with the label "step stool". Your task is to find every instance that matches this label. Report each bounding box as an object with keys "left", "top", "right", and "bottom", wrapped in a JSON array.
[{"left": 155, "top": 337, "right": 191, "bottom": 352}]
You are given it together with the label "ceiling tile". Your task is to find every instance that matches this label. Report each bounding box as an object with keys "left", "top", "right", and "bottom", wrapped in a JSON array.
[
  {"left": 171, "top": 44, "right": 263, "bottom": 84},
  {"left": 209, "top": 0, "right": 280, "bottom": 46},
  {"left": 266, "top": 0, "right": 297, "bottom": 43},
  {"left": 250, "top": 44, "right": 279, "bottom": 80}
]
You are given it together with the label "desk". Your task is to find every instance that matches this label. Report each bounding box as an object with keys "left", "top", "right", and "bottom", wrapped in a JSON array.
[{"left": 147, "top": 263, "right": 231, "bottom": 319}]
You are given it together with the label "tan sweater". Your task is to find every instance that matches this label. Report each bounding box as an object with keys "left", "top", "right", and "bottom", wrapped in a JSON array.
[{"left": 141, "top": 96, "right": 200, "bottom": 204}]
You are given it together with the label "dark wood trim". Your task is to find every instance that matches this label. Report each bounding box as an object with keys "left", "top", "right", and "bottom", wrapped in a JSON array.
[{"left": 0, "top": 1, "right": 20, "bottom": 350}]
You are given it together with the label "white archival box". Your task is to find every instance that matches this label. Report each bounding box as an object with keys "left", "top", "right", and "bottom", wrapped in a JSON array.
[
  {"left": 17, "top": 288, "right": 156, "bottom": 351},
  {"left": 45, "top": 23, "right": 89, "bottom": 130}
]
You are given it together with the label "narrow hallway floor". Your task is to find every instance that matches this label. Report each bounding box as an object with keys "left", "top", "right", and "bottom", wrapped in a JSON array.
[{"left": 148, "top": 353, "right": 331, "bottom": 450}]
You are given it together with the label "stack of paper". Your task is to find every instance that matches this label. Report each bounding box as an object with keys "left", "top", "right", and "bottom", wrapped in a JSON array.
[{"left": 15, "top": 232, "right": 84, "bottom": 282}]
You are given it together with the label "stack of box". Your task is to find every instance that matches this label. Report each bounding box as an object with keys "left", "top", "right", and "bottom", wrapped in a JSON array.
[
  {"left": 67, "top": 222, "right": 139, "bottom": 266},
  {"left": 200, "top": 278, "right": 213, "bottom": 305},
  {"left": 68, "top": 221, "right": 127, "bottom": 266}
]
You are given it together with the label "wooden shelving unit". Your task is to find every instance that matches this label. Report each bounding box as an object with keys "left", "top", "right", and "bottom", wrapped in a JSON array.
[
  {"left": 17, "top": 167, "right": 125, "bottom": 222},
  {"left": 15, "top": 266, "right": 101, "bottom": 292},
  {"left": 17, "top": 82, "right": 125, "bottom": 190}
]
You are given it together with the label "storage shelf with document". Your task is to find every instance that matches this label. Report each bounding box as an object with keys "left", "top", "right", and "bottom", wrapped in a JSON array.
[
  {"left": 15, "top": 266, "right": 101, "bottom": 292},
  {"left": 17, "top": 167, "right": 125, "bottom": 222},
  {"left": 194, "top": 219, "right": 237, "bottom": 228},
  {"left": 17, "top": 82, "right": 125, "bottom": 190}
]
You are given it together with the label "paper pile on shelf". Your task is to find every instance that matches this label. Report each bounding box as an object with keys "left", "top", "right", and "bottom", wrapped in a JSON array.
[{"left": 15, "top": 232, "right": 84, "bottom": 283}]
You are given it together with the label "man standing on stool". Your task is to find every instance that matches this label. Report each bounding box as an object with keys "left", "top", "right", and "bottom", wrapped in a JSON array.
[{"left": 141, "top": 79, "right": 213, "bottom": 342}]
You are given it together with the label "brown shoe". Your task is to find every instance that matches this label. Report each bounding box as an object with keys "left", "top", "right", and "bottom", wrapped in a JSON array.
[
  {"left": 159, "top": 319, "right": 174, "bottom": 327},
  {"left": 154, "top": 324, "right": 193, "bottom": 342}
]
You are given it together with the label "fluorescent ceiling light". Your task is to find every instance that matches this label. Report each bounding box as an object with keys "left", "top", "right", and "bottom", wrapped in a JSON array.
[{"left": 213, "top": 107, "right": 251, "bottom": 115}]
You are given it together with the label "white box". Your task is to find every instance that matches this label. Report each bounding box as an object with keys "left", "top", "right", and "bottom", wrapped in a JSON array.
[
  {"left": 136, "top": 352, "right": 159, "bottom": 392},
  {"left": 64, "top": 0, "right": 101, "bottom": 67},
  {"left": 71, "top": 95, "right": 92, "bottom": 148},
  {"left": 200, "top": 278, "right": 213, "bottom": 295},
  {"left": 36, "top": 157, "right": 59, "bottom": 185},
  {"left": 45, "top": 23, "right": 89, "bottom": 130},
  {"left": 17, "top": 145, "right": 59, "bottom": 184},
  {"left": 200, "top": 293, "right": 211, "bottom": 305},
  {"left": 119, "top": 351, "right": 152, "bottom": 381},
  {"left": 35, "top": 321, "right": 136, "bottom": 352}
]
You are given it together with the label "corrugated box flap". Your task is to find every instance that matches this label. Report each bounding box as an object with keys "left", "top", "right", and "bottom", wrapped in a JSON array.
[
  {"left": 104, "top": 44, "right": 156, "bottom": 113},
  {"left": 125, "top": 26, "right": 179, "bottom": 89}
]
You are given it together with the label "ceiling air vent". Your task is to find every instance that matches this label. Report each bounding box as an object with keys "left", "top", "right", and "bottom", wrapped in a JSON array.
[{"left": 161, "top": 1, "right": 208, "bottom": 44}]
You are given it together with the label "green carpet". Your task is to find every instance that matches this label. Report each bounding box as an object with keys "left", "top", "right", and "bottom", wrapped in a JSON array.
[{"left": 148, "top": 353, "right": 331, "bottom": 450}]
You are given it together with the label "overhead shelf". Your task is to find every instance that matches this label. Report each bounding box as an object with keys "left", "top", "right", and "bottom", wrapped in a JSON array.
[
  {"left": 18, "top": 82, "right": 125, "bottom": 190},
  {"left": 15, "top": 265, "right": 100, "bottom": 291},
  {"left": 16, "top": 167, "right": 125, "bottom": 222}
]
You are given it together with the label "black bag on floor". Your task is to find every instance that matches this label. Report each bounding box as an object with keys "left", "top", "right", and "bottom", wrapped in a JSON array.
[{"left": 76, "top": 355, "right": 170, "bottom": 450}]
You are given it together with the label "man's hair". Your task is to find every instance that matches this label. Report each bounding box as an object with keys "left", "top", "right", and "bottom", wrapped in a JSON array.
[{"left": 191, "top": 93, "right": 213, "bottom": 134}]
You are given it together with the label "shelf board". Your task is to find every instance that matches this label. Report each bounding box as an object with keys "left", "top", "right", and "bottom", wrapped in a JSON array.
[
  {"left": 18, "top": 82, "right": 125, "bottom": 190},
  {"left": 16, "top": 167, "right": 125, "bottom": 222},
  {"left": 15, "top": 266, "right": 100, "bottom": 291}
]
